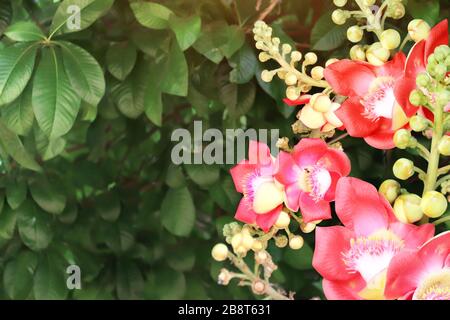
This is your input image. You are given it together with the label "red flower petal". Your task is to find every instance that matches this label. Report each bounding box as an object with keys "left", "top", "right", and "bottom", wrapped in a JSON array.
[
  {"left": 363, "top": 118, "right": 395, "bottom": 150},
  {"left": 320, "top": 148, "right": 351, "bottom": 177},
  {"left": 405, "top": 41, "right": 426, "bottom": 78},
  {"left": 292, "top": 138, "right": 328, "bottom": 167},
  {"left": 324, "top": 59, "right": 376, "bottom": 97},
  {"left": 248, "top": 140, "right": 272, "bottom": 166},
  {"left": 394, "top": 76, "right": 420, "bottom": 117},
  {"left": 255, "top": 205, "right": 282, "bottom": 232},
  {"left": 299, "top": 192, "right": 331, "bottom": 223},
  {"left": 323, "top": 171, "right": 341, "bottom": 202},
  {"left": 335, "top": 177, "right": 389, "bottom": 235},
  {"left": 424, "top": 19, "right": 448, "bottom": 58},
  {"left": 230, "top": 160, "right": 257, "bottom": 193},
  {"left": 376, "top": 52, "right": 406, "bottom": 79},
  {"left": 274, "top": 151, "right": 300, "bottom": 186},
  {"left": 389, "top": 222, "right": 435, "bottom": 249},
  {"left": 322, "top": 276, "right": 365, "bottom": 300},
  {"left": 284, "top": 184, "right": 301, "bottom": 212},
  {"left": 234, "top": 197, "right": 257, "bottom": 225},
  {"left": 335, "top": 97, "right": 380, "bottom": 137},
  {"left": 313, "top": 226, "right": 355, "bottom": 281},
  {"left": 283, "top": 95, "right": 312, "bottom": 106},
  {"left": 418, "top": 231, "right": 450, "bottom": 269}
]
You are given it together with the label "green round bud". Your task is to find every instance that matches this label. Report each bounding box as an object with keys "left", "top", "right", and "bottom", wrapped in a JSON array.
[
  {"left": 409, "top": 89, "right": 424, "bottom": 106},
  {"left": 416, "top": 73, "right": 430, "bottom": 88},
  {"left": 432, "top": 63, "right": 447, "bottom": 80},
  {"left": 393, "top": 158, "right": 414, "bottom": 180},
  {"left": 409, "top": 115, "right": 428, "bottom": 132},
  {"left": 438, "top": 135, "right": 450, "bottom": 156},
  {"left": 393, "top": 129, "right": 411, "bottom": 149},
  {"left": 434, "top": 45, "right": 450, "bottom": 62},
  {"left": 421, "top": 191, "right": 448, "bottom": 218},
  {"left": 393, "top": 194, "right": 423, "bottom": 224},
  {"left": 436, "top": 90, "right": 450, "bottom": 108},
  {"left": 379, "top": 179, "right": 401, "bottom": 204}
]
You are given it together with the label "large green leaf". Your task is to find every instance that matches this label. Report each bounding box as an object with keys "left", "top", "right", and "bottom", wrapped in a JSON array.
[
  {"left": 0, "top": 205, "right": 16, "bottom": 240},
  {"left": 0, "top": 119, "right": 41, "bottom": 171},
  {"left": 58, "top": 41, "right": 105, "bottom": 106},
  {"left": 161, "top": 187, "right": 196, "bottom": 237},
  {"left": 95, "top": 190, "right": 121, "bottom": 222},
  {"left": 50, "top": 0, "right": 114, "bottom": 35},
  {"left": 4, "top": 21, "right": 45, "bottom": 41},
  {"left": 16, "top": 200, "right": 54, "bottom": 251},
  {"left": 32, "top": 46, "right": 81, "bottom": 139},
  {"left": 5, "top": 179, "right": 27, "bottom": 210},
  {"left": 2, "top": 83, "right": 34, "bottom": 136},
  {"left": 130, "top": 1, "right": 173, "bottom": 30},
  {"left": 169, "top": 15, "right": 201, "bottom": 51},
  {"left": 311, "top": 11, "right": 350, "bottom": 51},
  {"left": 0, "top": 0, "right": 12, "bottom": 37},
  {"left": 184, "top": 164, "right": 220, "bottom": 187},
  {"left": 34, "top": 126, "right": 66, "bottom": 161},
  {"left": 144, "top": 61, "right": 164, "bottom": 126},
  {"left": 3, "top": 251, "right": 37, "bottom": 299},
  {"left": 33, "top": 252, "right": 68, "bottom": 299},
  {"left": 116, "top": 260, "right": 144, "bottom": 300},
  {"left": 161, "top": 41, "right": 188, "bottom": 97},
  {"left": 229, "top": 42, "right": 257, "bottom": 84},
  {"left": 29, "top": 175, "right": 67, "bottom": 215},
  {"left": 0, "top": 43, "right": 38, "bottom": 105},
  {"left": 106, "top": 42, "right": 137, "bottom": 81}
]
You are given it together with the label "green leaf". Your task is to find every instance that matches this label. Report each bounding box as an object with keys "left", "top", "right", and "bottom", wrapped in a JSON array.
[
  {"left": 95, "top": 190, "right": 121, "bottom": 222},
  {"left": 50, "top": 0, "right": 115, "bottom": 35},
  {"left": 407, "top": 0, "right": 440, "bottom": 26},
  {"left": 144, "top": 268, "right": 186, "bottom": 299},
  {"left": 169, "top": 15, "right": 201, "bottom": 51},
  {"left": 32, "top": 46, "right": 81, "bottom": 139},
  {"left": 229, "top": 42, "right": 257, "bottom": 84},
  {"left": 185, "top": 164, "right": 220, "bottom": 187},
  {"left": 216, "top": 24, "right": 245, "bottom": 58},
  {"left": 0, "top": 206, "right": 16, "bottom": 240},
  {"left": 161, "top": 41, "right": 188, "bottom": 97},
  {"left": 0, "top": 0, "right": 12, "bottom": 37},
  {"left": 4, "top": 21, "right": 45, "bottom": 41},
  {"left": 6, "top": 179, "right": 27, "bottom": 210},
  {"left": 0, "top": 118, "right": 41, "bottom": 171},
  {"left": 34, "top": 126, "right": 67, "bottom": 161},
  {"left": 116, "top": 260, "right": 144, "bottom": 300},
  {"left": 283, "top": 242, "right": 314, "bottom": 270},
  {"left": 219, "top": 81, "right": 255, "bottom": 118},
  {"left": 17, "top": 200, "right": 54, "bottom": 251},
  {"left": 3, "top": 250, "right": 37, "bottom": 299},
  {"left": 58, "top": 41, "right": 105, "bottom": 106},
  {"left": 130, "top": 1, "right": 173, "bottom": 30},
  {"left": 29, "top": 176, "right": 67, "bottom": 215},
  {"left": 167, "top": 248, "right": 195, "bottom": 272},
  {"left": 33, "top": 252, "right": 68, "bottom": 299},
  {"left": 144, "top": 62, "right": 164, "bottom": 126},
  {"left": 165, "top": 164, "right": 186, "bottom": 188},
  {"left": 311, "top": 11, "right": 350, "bottom": 51},
  {"left": 2, "top": 83, "right": 34, "bottom": 136},
  {"left": 161, "top": 187, "right": 195, "bottom": 237},
  {"left": 106, "top": 42, "right": 137, "bottom": 81},
  {"left": 0, "top": 43, "right": 38, "bottom": 105}
]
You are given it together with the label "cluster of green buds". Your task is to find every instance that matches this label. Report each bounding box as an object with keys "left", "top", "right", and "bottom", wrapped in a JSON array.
[{"left": 253, "top": 20, "right": 329, "bottom": 101}]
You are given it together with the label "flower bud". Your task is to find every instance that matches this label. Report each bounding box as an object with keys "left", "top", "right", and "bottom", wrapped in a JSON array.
[
  {"left": 409, "top": 89, "right": 425, "bottom": 106},
  {"left": 258, "top": 52, "right": 271, "bottom": 62},
  {"left": 434, "top": 45, "right": 450, "bottom": 62},
  {"left": 363, "top": 0, "right": 375, "bottom": 5},
  {"left": 432, "top": 63, "right": 447, "bottom": 81},
  {"left": 438, "top": 136, "right": 450, "bottom": 156},
  {"left": 212, "top": 243, "right": 229, "bottom": 261},
  {"left": 393, "top": 129, "right": 412, "bottom": 149},
  {"left": 300, "top": 221, "right": 316, "bottom": 233},
  {"left": 291, "top": 51, "right": 302, "bottom": 62},
  {"left": 286, "top": 86, "right": 301, "bottom": 100},
  {"left": 366, "top": 42, "right": 390, "bottom": 66},
  {"left": 311, "top": 66, "right": 324, "bottom": 80},
  {"left": 379, "top": 179, "right": 401, "bottom": 204},
  {"left": 275, "top": 235, "right": 288, "bottom": 248},
  {"left": 261, "top": 70, "right": 274, "bottom": 82},
  {"left": 282, "top": 44, "right": 292, "bottom": 55},
  {"left": 436, "top": 90, "right": 450, "bottom": 107},
  {"left": 393, "top": 194, "right": 423, "bottom": 224},
  {"left": 408, "top": 19, "right": 430, "bottom": 42},
  {"left": 289, "top": 236, "right": 304, "bottom": 250},
  {"left": 421, "top": 191, "right": 448, "bottom": 218},
  {"left": 380, "top": 29, "right": 401, "bottom": 50},
  {"left": 255, "top": 251, "right": 269, "bottom": 264},
  {"left": 347, "top": 25, "right": 364, "bottom": 43},
  {"left": 311, "top": 93, "right": 332, "bottom": 112},
  {"left": 325, "top": 58, "right": 339, "bottom": 67},
  {"left": 349, "top": 45, "right": 366, "bottom": 61},
  {"left": 333, "top": 0, "right": 347, "bottom": 7},
  {"left": 285, "top": 72, "right": 298, "bottom": 86},
  {"left": 386, "top": 3, "right": 405, "bottom": 19},
  {"left": 252, "top": 280, "right": 266, "bottom": 295},
  {"left": 409, "top": 115, "right": 428, "bottom": 132},
  {"left": 332, "top": 9, "right": 348, "bottom": 25},
  {"left": 218, "top": 268, "right": 232, "bottom": 285},
  {"left": 416, "top": 73, "right": 430, "bottom": 88},
  {"left": 304, "top": 52, "right": 318, "bottom": 65},
  {"left": 275, "top": 211, "right": 291, "bottom": 229},
  {"left": 393, "top": 158, "right": 414, "bottom": 180},
  {"left": 252, "top": 239, "right": 265, "bottom": 252}
]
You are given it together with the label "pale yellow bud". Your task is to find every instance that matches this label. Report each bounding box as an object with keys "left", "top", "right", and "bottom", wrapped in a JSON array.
[
  {"left": 421, "top": 191, "right": 448, "bottom": 218},
  {"left": 366, "top": 42, "right": 390, "bottom": 66},
  {"left": 252, "top": 239, "right": 265, "bottom": 252},
  {"left": 325, "top": 58, "right": 339, "bottom": 67},
  {"left": 261, "top": 70, "right": 274, "bottom": 82},
  {"left": 363, "top": 0, "right": 375, "bottom": 5},
  {"left": 252, "top": 280, "right": 266, "bottom": 295},
  {"left": 311, "top": 66, "right": 324, "bottom": 80},
  {"left": 291, "top": 51, "right": 302, "bottom": 62},
  {"left": 347, "top": 25, "right": 364, "bottom": 43},
  {"left": 285, "top": 72, "right": 298, "bottom": 86},
  {"left": 211, "top": 243, "right": 229, "bottom": 261},
  {"left": 258, "top": 52, "right": 271, "bottom": 62},
  {"left": 311, "top": 93, "right": 332, "bottom": 112},
  {"left": 275, "top": 211, "right": 291, "bottom": 229},
  {"left": 393, "top": 158, "right": 414, "bottom": 180},
  {"left": 380, "top": 29, "right": 401, "bottom": 50},
  {"left": 393, "top": 194, "right": 423, "bottom": 223},
  {"left": 304, "top": 52, "right": 318, "bottom": 65},
  {"left": 438, "top": 136, "right": 450, "bottom": 156},
  {"left": 350, "top": 45, "right": 366, "bottom": 61},
  {"left": 289, "top": 236, "right": 304, "bottom": 250},
  {"left": 332, "top": 9, "right": 348, "bottom": 25},
  {"left": 408, "top": 19, "right": 431, "bottom": 42},
  {"left": 300, "top": 222, "right": 316, "bottom": 233},
  {"left": 282, "top": 44, "right": 292, "bottom": 55},
  {"left": 286, "top": 86, "right": 301, "bottom": 100},
  {"left": 379, "top": 179, "right": 401, "bottom": 204}
]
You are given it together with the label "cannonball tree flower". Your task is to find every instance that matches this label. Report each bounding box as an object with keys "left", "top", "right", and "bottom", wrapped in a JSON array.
[
  {"left": 284, "top": 94, "right": 344, "bottom": 132},
  {"left": 385, "top": 231, "right": 450, "bottom": 300},
  {"left": 312, "top": 177, "right": 435, "bottom": 300},
  {"left": 324, "top": 52, "right": 411, "bottom": 149},
  {"left": 230, "top": 141, "right": 284, "bottom": 232},
  {"left": 396, "top": 19, "right": 448, "bottom": 121},
  {"left": 275, "top": 138, "right": 350, "bottom": 223}
]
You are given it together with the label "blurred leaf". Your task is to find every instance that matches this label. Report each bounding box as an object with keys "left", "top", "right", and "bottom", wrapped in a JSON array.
[
  {"left": 6, "top": 179, "right": 27, "bottom": 210},
  {"left": 116, "top": 260, "right": 144, "bottom": 299},
  {"left": 0, "top": 0, "right": 12, "bottom": 36},
  {"left": 106, "top": 42, "right": 137, "bottom": 81},
  {"left": 0, "top": 206, "right": 16, "bottom": 240},
  {"left": 161, "top": 187, "right": 196, "bottom": 237},
  {"left": 407, "top": 0, "right": 440, "bottom": 25},
  {"left": 2, "top": 84, "right": 34, "bottom": 136},
  {"left": 4, "top": 21, "right": 45, "bottom": 41},
  {"left": 169, "top": 15, "right": 202, "bottom": 51},
  {"left": 161, "top": 41, "right": 188, "bottom": 97},
  {"left": 29, "top": 175, "right": 66, "bottom": 215},
  {"left": 144, "top": 268, "right": 186, "bottom": 299},
  {"left": 95, "top": 190, "right": 121, "bottom": 222},
  {"left": 130, "top": 1, "right": 173, "bottom": 30},
  {"left": 33, "top": 251, "right": 68, "bottom": 299},
  {"left": 3, "top": 250, "right": 37, "bottom": 299},
  {"left": 311, "top": 11, "right": 350, "bottom": 51},
  {"left": 185, "top": 164, "right": 220, "bottom": 187},
  {"left": 229, "top": 42, "right": 257, "bottom": 84},
  {"left": 283, "top": 242, "right": 314, "bottom": 270}
]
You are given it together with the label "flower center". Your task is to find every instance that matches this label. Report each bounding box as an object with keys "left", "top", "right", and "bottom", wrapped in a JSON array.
[
  {"left": 361, "top": 77, "right": 396, "bottom": 121},
  {"left": 413, "top": 269, "right": 450, "bottom": 300},
  {"left": 297, "top": 165, "right": 331, "bottom": 201},
  {"left": 342, "top": 229, "right": 404, "bottom": 284},
  {"left": 243, "top": 170, "right": 284, "bottom": 214}
]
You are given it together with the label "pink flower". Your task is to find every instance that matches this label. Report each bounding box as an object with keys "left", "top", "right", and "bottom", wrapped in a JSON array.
[
  {"left": 275, "top": 138, "right": 350, "bottom": 223},
  {"left": 385, "top": 231, "right": 450, "bottom": 300},
  {"left": 312, "top": 177, "right": 435, "bottom": 300},
  {"left": 230, "top": 141, "right": 284, "bottom": 232}
]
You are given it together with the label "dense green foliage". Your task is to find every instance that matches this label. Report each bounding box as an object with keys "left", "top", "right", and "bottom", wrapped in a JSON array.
[{"left": 0, "top": 0, "right": 447, "bottom": 300}]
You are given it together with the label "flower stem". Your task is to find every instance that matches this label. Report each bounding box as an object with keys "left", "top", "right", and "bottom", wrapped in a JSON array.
[{"left": 432, "top": 215, "right": 450, "bottom": 226}]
